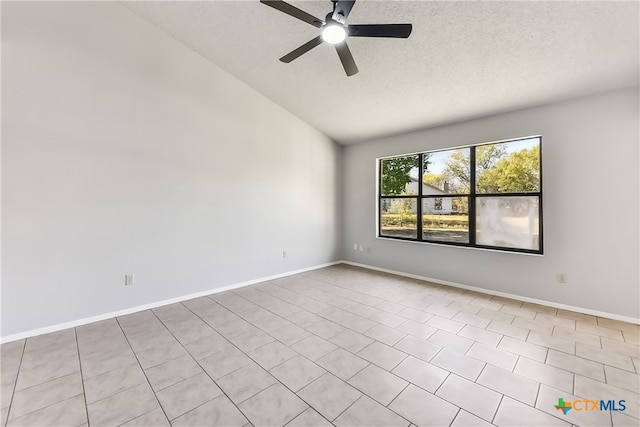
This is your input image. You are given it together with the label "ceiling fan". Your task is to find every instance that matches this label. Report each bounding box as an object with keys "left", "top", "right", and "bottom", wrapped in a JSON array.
[{"left": 260, "top": 0, "right": 412, "bottom": 76}]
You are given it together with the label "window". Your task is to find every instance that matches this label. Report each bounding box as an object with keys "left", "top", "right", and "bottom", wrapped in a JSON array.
[
  {"left": 378, "top": 136, "right": 542, "bottom": 254},
  {"left": 434, "top": 198, "right": 443, "bottom": 210}
]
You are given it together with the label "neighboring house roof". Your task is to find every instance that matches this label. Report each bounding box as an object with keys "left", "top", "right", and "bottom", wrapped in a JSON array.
[{"left": 408, "top": 176, "right": 449, "bottom": 194}]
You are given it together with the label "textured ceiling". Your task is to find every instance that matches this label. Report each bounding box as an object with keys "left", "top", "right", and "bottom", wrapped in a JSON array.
[{"left": 123, "top": 1, "right": 639, "bottom": 144}]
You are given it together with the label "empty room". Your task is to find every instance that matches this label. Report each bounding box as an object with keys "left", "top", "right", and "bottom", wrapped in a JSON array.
[{"left": 1, "top": 1, "right": 639, "bottom": 426}]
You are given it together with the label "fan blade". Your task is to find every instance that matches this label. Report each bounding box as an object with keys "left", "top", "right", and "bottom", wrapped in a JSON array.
[
  {"left": 335, "top": 42, "right": 358, "bottom": 76},
  {"left": 332, "top": 0, "right": 356, "bottom": 24},
  {"left": 280, "top": 36, "right": 323, "bottom": 63},
  {"left": 260, "top": 0, "right": 324, "bottom": 28},
  {"left": 348, "top": 24, "right": 412, "bottom": 38}
]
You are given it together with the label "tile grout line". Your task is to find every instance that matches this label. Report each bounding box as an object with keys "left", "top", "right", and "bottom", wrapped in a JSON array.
[
  {"left": 532, "top": 381, "right": 542, "bottom": 414},
  {"left": 261, "top": 272, "right": 452, "bottom": 331},
  {"left": 447, "top": 408, "right": 462, "bottom": 427},
  {"left": 502, "top": 381, "right": 583, "bottom": 427},
  {"left": 427, "top": 345, "right": 445, "bottom": 363},
  {"left": 284, "top": 409, "right": 333, "bottom": 427},
  {"left": 74, "top": 329, "right": 91, "bottom": 427},
  {"left": 330, "top": 394, "right": 404, "bottom": 426},
  {"left": 1, "top": 373, "right": 83, "bottom": 422},
  {"left": 490, "top": 394, "right": 505, "bottom": 425},
  {"left": 608, "top": 405, "right": 614, "bottom": 427},
  {"left": 476, "top": 366, "right": 546, "bottom": 415},
  {"left": 256, "top": 383, "right": 310, "bottom": 425},
  {"left": 145, "top": 325, "right": 262, "bottom": 409},
  {"left": 185, "top": 297, "right": 391, "bottom": 426},
  {"left": 194, "top": 292, "right": 379, "bottom": 376},
  {"left": 384, "top": 382, "right": 410, "bottom": 409},
  {"left": 113, "top": 317, "right": 172, "bottom": 426},
  {"left": 149, "top": 307, "right": 264, "bottom": 423},
  {"left": 116, "top": 408, "right": 163, "bottom": 427},
  {"left": 432, "top": 371, "right": 451, "bottom": 396},
  {"left": 183, "top": 297, "right": 415, "bottom": 426},
  {"left": 512, "top": 354, "right": 520, "bottom": 373},
  {"left": 425, "top": 371, "right": 501, "bottom": 424},
  {"left": 2, "top": 339, "right": 26, "bottom": 427},
  {"left": 224, "top": 282, "right": 378, "bottom": 346}
]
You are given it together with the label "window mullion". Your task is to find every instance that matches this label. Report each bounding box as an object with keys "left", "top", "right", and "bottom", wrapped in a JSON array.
[
  {"left": 417, "top": 154, "right": 423, "bottom": 241},
  {"left": 469, "top": 146, "right": 476, "bottom": 246}
]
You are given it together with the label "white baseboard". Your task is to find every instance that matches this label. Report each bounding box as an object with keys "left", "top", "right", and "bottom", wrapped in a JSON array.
[
  {"left": 0, "top": 261, "right": 341, "bottom": 344},
  {"left": 4, "top": 258, "right": 636, "bottom": 344},
  {"left": 341, "top": 260, "right": 640, "bottom": 325}
]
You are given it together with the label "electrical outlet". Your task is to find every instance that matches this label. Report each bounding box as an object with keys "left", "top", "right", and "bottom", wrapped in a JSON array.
[
  {"left": 282, "top": 251, "right": 287, "bottom": 258},
  {"left": 358, "top": 244, "right": 364, "bottom": 251},
  {"left": 353, "top": 243, "right": 358, "bottom": 250},
  {"left": 556, "top": 273, "right": 567, "bottom": 284},
  {"left": 125, "top": 274, "right": 134, "bottom": 286}
]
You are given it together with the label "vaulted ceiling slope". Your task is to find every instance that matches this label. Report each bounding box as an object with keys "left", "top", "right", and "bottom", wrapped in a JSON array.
[{"left": 123, "top": 1, "right": 639, "bottom": 144}]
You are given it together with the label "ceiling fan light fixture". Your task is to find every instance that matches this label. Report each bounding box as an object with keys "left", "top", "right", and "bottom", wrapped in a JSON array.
[
  {"left": 322, "top": 24, "right": 346, "bottom": 44},
  {"left": 260, "top": 0, "right": 413, "bottom": 76}
]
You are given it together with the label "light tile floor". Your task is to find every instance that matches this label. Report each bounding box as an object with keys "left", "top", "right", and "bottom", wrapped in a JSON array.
[{"left": 1, "top": 265, "right": 639, "bottom": 426}]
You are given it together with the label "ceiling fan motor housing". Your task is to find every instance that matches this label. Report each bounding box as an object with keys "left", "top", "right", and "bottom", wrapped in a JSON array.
[{"left": 260, "top": 0, "right": 412, "bottom": 76}]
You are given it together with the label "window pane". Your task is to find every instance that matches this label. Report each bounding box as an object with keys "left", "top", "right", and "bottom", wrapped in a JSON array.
[
  {"left": 476, "top": 138, "right": 541, "bottom": 194},
  {"left": 476, "top": 196, "right": 540, "bottom": 250},
  {"left": 380, "top": 198, "right": 417, "bottom": 239},
  {"left": 423, "top": 197, "right": 469, "bottom": 243},
  {"left": 422, "top": 148, "right": 471, "bottom": 194},
  {"left": 380, "top": 156, "right": 419, "bottom": 196}
]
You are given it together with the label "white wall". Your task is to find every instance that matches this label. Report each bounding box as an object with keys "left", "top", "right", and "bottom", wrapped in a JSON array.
[
  {"left": 1, "top": 2, "right": 341, "bottom": 337},
  {"left": 343, "top": 87, "right": 639, "bottom": 319}
]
